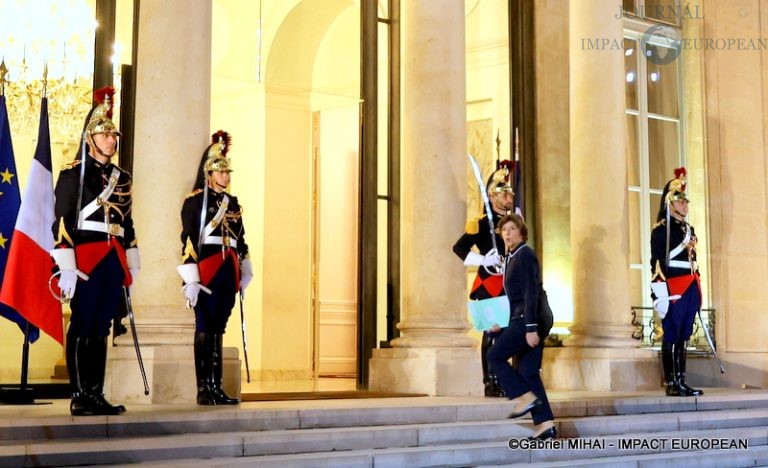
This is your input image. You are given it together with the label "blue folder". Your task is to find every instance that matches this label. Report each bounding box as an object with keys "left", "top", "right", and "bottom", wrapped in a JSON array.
[{"left": 468, "top": 296, "right": 510, "bottom": 331}]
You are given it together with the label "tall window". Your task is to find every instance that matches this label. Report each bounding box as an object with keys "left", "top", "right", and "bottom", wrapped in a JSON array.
[{"left": 623, "top": 8, "right": 684, "bottom": 307}]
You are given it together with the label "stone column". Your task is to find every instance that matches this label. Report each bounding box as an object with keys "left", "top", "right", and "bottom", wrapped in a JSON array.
[
  {"left": 368, "top": 0, "right": 480, "bottom": 396},
  {"left": 105, "top": 0, "right": 239, "bottom": 404},
  {"left": 541, "top": 0, "right": 657, "bottom": 391}
]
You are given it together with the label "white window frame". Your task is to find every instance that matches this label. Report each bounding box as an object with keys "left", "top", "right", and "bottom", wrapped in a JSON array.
[{"left": 623, "top": 17, "right": 686, "bottom": 307}]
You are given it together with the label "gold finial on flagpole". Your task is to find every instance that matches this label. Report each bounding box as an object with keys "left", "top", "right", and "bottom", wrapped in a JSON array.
[
  {"left": 42, "top": 61, "right": 49, "bottom": 98},
  {"left": 495, "top": 129, "right": 502, "bottom": 165},
  {"left": 0, "top": 59, "right": 8, "bottom": 97},
  {"left": 514, "top": 127, "right": 520, "bottom": 162}
]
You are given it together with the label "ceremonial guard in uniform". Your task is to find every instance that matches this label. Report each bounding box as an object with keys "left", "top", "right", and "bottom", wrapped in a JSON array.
[
  {"left": 177, "top": 131, "right": 253, "bottom": 406},
  {"left": 650, "top": 167, "right": 704, "bottom": 397},
  {"left": 52, "top": 87, "right": 138, "bottom": 416},
  {"left": 453, "top": 161, "right": 514, "bottom": 397}
]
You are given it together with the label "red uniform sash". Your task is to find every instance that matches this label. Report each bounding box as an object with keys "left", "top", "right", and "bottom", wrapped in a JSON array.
[
  {"left": 668, "top": 273, "right": 701, "bottom": 300},
  {"left": 198, "top": 248, "right": 241, "bottom": 288},
  {"left": 74, "top": 242, "right": 132, "bottom": 286}
]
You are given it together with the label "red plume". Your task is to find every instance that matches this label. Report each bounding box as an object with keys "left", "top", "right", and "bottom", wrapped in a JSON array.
[
  {"left": 211, "top": 130, "right": 232, "bottom": 156},
  {"left": 93, "top": 86, "right": 116, "bottom": 118},
  {"left": 498, "top": 160, "right": 515, "bottom": 182},
  {"left": 674, "top": 167, "right": 687, "bottom": 191}
]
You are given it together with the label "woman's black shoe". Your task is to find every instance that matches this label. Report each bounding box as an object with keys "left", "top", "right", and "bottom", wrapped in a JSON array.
[
  {"left": 528, "top": 426, "right": 557, "bottom": 441},
  {"left": 508, "top": 398, "right": 542, "bottom": 419}
]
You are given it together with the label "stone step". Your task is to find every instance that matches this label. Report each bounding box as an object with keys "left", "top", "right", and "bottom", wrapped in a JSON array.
[
  {"left": 498, "top": 444, "right": 768, "bottom": 467},
  {"left": 3, "top": 410, "right": 767, "bottom": 467},
  {"left": 2, "top": 390, "right": 768, "bottom": 443},
  {"left": 79, "top": 427, "right": 768, "bottom": 468}
]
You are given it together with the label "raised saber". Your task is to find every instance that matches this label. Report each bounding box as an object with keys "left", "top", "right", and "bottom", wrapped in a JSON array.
[
  {"left": 198, "top": 183, "right": 209, "bottom": 254},
  {"left": 466, "top": 153, "right": 502, "bottom": 276},
  {"left": 75, "top": 132, "right": 87, "bottom": 231},
  {"left": 123, "top": 287, "right": 150, "bottom": 395},
  {"left": 239, "top": 290, "right": 251, "bottom": 383},
  {"left": 697, "top": 309, "right": 725, "bottom": 374}
]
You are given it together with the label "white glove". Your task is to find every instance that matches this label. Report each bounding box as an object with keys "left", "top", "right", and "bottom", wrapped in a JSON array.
[
  {"left": 463, "top": 249, "right": 502, "bottom": 268},
  {"left": 463, "top": 251, "right": 484, "bottom": 266},
  {"left": 240, "top": 258, "right": 254, "bottom": 294},
  {"left": 183, "top": 282, "right": 202, "bottom": 308},
  {"left": 50, "top": 248, "right": 89, "bottom": 301},
  {"left": 58, "top": 270, "right": 78, "bottom": 301},
  {"left": 650, "top": 281, "right": 681, "bottom": 320},
  {"left": 481, "top": 249, "right": 502, "bottom": 268}
]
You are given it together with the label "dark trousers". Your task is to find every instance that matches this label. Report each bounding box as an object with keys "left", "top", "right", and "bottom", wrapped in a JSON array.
[
  {"left": 69, "top": 251, "right": 125, "bottom": 338},
  {"left": 194, "top": 264, "right": 236, "bottom": 334},
  {"left": 488, "top": 317, "right": 554, "bottom": 425},
  {"left": 662, "top": 283, "right": 701, "bottom": 344}
]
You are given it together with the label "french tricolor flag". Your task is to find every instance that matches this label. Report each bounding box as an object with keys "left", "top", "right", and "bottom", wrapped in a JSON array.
[{"left": 0, "top": 97, "right": 63, "bottom": 345}]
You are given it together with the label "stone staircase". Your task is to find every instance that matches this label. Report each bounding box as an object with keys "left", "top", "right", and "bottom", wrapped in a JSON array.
[{"left": 1, "top": 389, "right": 768, "bottom": 467}]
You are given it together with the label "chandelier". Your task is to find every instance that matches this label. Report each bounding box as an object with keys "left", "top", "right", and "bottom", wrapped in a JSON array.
[{"left": 0, "top": 0, "right": 115, "bottom": 145}]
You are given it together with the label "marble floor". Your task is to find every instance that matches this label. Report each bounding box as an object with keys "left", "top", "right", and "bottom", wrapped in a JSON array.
[{"left": 240, "top": 376, "right": 358, "bottom": 394}]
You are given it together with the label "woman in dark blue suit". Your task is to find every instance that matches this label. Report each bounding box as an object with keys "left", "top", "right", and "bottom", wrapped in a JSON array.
[{"left": 487, "top": 213, "right": 556, "bottom": 440}]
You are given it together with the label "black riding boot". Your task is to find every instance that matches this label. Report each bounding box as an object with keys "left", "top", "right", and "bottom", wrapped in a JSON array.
[
  {"left": 67, "top": 334, "right": 95, "bottom": 416},
  {"left": 210, "top": 334, "right": 239, "bottom": 405},
  {"left": 675, "top": 342, "right": 703, "bottom": 396},
  {"left": 481, "top": 332, "right": 505, "bottom": 397},
  {"left": 86, "top": 337, "right": 126, "bottom": 415},
  {"left": 194, "top": 332, "right": 217, "bottom": 405},
  {"left": 661, "top": 341, "right": 681, "bottom": 396}
]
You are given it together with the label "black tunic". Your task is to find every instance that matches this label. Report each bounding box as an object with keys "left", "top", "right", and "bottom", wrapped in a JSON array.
[
  {"left": 180, "top": 188, "right": 249, "bottom": 268},
  {"left": 650, "top": 217, "right": 698, "bottom": 281},
  {"left": 453, "top": 210, "right": 505, "bottom": 300},
  {"left": 52, "top": 157, "right": 136, "bottom": 249}
]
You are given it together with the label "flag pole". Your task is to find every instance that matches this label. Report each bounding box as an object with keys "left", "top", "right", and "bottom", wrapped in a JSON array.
[
  {"left": 0, "top": 325, "right": 35, "bottom": 405},
  {"left": 0, "top": 73, "right": 68, "bottom": 404},
  {"left": 0, "top": 59, "right": 7, "bottom": 96}
]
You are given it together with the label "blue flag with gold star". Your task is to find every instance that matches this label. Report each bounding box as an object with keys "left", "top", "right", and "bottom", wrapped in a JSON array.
[{"left": 0, "top": 94, "right": 37, "bottom": 340}]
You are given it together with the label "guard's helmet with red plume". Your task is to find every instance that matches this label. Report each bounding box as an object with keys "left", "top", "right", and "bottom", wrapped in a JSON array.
[
  {"left": 486, "top": 159, "right": 515, "bottom": 195},
  {"left": 84, "top": 86, "right": 121, "bottom": 137},
  {"left": 193, "top": 131, "right": 233, "bottom": 190},
  {"left": 656, "top": 167, "right": 688, "bottom": 221}
]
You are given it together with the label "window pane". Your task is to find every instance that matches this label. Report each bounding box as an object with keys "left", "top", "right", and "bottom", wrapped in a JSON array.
[
  {"left": 647, "top": 118, "right": 679, "bottom": 189},
  {"left": 623, "top": 0, "right": 636, "bottom": 15},
  {"left": 650, "top": 193, "right": 662, "bottom": 226},
  {"left": 376, "top": 199, "right": 389, "bottom": 345},
  {"left": 624, "top": 38, "right": 638, "bottom": 110},
  {"left": 628, "top": 190, "right": 641, "bottom": 264},
  {"left": 647, "top": 50, "right": 678, "bottom": 117},
  {"left": 626, "top": 114, "right": 639, "bottom": 186},
  {"left": 377, "top": 23, "right": 390, "bottom": 196},
  {"left": 645, "top": 0, "right": 680, "bottom": 26},
  {"left": 378, "top": 0, "right": 389, "bottom": 20}
]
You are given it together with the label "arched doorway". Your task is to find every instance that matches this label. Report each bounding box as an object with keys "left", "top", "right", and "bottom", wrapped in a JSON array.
[{"left": 212, "top": 0, "right": 360, "bottom": 394}]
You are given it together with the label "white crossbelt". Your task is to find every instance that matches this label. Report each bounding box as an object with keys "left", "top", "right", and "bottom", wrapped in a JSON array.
[
  {"left": 78, "top": 166, "right": 121, "bottom": 228},
  {"left": 79, "top": 220, "right": 125, "bottom": 237},
  {"left": 668, "top": 260, "right": 692, "bottom": 269},
  {"left": 668, "top": 225, "right": 692, "bottom": 260},
  {"left": 203, "top": 236, "right": 237, "bottom": 249}
]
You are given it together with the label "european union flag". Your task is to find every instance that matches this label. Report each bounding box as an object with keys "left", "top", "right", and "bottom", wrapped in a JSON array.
[{"left": 0, "top": 94, "right": 39, "bottom": 341}]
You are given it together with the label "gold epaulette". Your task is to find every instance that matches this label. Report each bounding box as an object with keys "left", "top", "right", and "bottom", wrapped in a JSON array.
[
  {"left": 465, "top": 217, "right": 481, "bottom": 235},
  {"left": 60, "top": 160, "right": 82, "bottom": 170},
  {"left": 185, "top": 188, "right": 203, "bottom": 199},
  {"left": 652, "top": 219, "right": 666, "bottom": 229}
]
